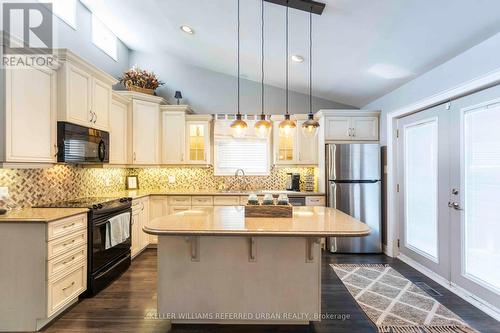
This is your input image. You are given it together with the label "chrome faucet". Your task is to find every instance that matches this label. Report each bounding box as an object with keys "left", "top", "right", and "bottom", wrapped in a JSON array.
[{"left": 234, "top": 169, "right": 247, "bottom": 191}]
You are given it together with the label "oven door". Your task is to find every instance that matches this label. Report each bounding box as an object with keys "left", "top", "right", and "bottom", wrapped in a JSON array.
[
  {"left": 57, "top": 122, "right": 109, "bottom": 164},
  {"left": 91, "top": 209, "right": 131, "bottom": 273}
]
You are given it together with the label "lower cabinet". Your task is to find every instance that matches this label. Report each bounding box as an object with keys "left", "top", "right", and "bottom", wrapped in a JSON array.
[
  {"left": 131, "top": 197, "right": 150, "bottom": 257},
  {"left": 0, "top": 213, "right": 88, "bottom": 332},
  {"left": 149, "top": 196, "right": 169, "bottom": 245}
]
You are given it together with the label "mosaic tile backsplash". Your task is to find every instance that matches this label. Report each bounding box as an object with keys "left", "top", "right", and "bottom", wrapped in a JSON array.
[{"left": 0, "top": 165, "right": 316, "bottom": 209}]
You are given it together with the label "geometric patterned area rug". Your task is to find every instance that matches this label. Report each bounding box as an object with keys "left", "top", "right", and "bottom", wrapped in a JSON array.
[{"left": 331, "top": 264, "right": 479, "bottom": 333}]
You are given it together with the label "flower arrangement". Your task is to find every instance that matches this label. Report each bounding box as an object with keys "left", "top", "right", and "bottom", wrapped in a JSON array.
[{"left": 119, "top": 65, "right": 164, "bottom": 94}]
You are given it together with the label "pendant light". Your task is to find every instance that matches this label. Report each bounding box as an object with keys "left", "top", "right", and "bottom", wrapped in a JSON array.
[
  {"left": 278, "top": 4, "right": 296, "bottom": 137},
  {"left": 301, "top": 7, "right": 320, "bottom": 138},
  {"left": 254, "top": 0, "right": 272, "bottom": 139},
  {"left": 230, "top": 0, "right": 248, "bottom": 138}
]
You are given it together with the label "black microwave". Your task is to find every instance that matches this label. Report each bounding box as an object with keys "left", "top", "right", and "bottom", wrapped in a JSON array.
[{"left": 57, "top": 122, "right": 109, "bottom": 164}]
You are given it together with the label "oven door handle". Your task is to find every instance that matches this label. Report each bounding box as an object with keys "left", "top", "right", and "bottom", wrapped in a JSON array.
[{"left": 94, "top": 254, "right": 130, "bottom": 280}]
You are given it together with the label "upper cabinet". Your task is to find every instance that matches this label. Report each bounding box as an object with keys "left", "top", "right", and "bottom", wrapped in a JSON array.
[
  {"left": 161, "top": 106, "right": 189, "bottom": 164},
  {"left": 271, "top": 115, "right": 318, "bottom": 165},
  {"left": 319, "top": 110, "right": 380, "bottom": 141},
  {"left": 109, "top": 93, "right": 129, "bottom": 165},
  {"left": 56, "top": 50, "right": 116, "bottom": 131},
  {"left": 114, "top": 91, "right": 166, "bottom": 165},
  {"left": 185, "top": 115, "right": 212, "bottom": 165},
  {"left": 1, "top": 63, "right": 58, "bottom": 166}
]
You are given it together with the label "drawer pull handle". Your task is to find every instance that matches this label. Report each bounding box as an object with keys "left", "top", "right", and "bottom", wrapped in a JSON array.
[
  {"left": 63, "top": 222, "right": 76, "bottom": 229},
  {"left": 63, "top": 240, "right": 76, "bottom": 247},
  {"left": 63, "top": 256, "right": 76, "bottom": 265},
  {"left": 62, "top": 281, "right": 75, "bottom": 291}
]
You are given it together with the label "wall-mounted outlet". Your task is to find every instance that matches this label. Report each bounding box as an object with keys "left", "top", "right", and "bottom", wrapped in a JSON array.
[
  {"left": 0, "top": 187, "right": 9, "bottom": 199},
  {"left": 168, "top": 175, "right": 176, "bottom": 184}
]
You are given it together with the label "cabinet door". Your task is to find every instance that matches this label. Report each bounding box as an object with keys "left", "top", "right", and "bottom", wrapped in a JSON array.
[
  {"left": 140, "top": 198, "right": 150, "bottom": 249},
  {"left": 131, "top": 210, "right": 141, "bottom": 257},
  {"left": 296, "top": 120, "right": 318, "bottom": 165},
  {"left": 132, "top": 100, "right": 160, "bottom": 164},
  {"left": 186, "top": 121, "right": 210, "bottom": 164},
  {"left": 273, "top": 122, "right": 297, "bottom": 164},
  {"left": 5, "top": 66, "right": 56, "bottom": 163},
  {"left": 91, "top": 77, "right": 111, "bottom": 131},
  {"left": 66, "top": 64, "right": 92, "bottom": 126},
  {"left": 149, "top": 197, "right": 168, "bottom": 245},
  {"left": 109, "top": 100, "right": 128, "bottom": 164},
  {"left": 351, "top": 117, "right": 379, "bottom": 140},
  {"left": 325, "top": 116, "right": 351, "bottom": 140},
  {"left": 162, "top": 113, "right": 185, "bottom": 164}
]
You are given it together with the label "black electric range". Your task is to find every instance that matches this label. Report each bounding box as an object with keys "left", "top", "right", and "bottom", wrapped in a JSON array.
[{"left": 39, "top": 196, "right": 132, "bottom": 296}]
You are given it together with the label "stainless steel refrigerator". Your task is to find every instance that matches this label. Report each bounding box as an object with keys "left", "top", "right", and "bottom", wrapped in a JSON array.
[{"left": 326, "top": 144, "right": 382, "bottom": 253}]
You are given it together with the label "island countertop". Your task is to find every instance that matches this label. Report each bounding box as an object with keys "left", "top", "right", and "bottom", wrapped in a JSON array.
[{"left": 143, "top": 206, "right": 370, "bottom": 237}]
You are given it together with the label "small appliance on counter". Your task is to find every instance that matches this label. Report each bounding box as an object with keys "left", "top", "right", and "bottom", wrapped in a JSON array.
[{"left": 286, "top": 173, "right": 301, "bottom": 191}]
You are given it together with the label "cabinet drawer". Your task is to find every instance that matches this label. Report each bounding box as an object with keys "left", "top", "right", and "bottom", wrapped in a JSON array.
[
  {"left": 191, "top": 196, "right": 213, "bottom": 206},
  {"left": 47, "top": 229, "right": 87, "bottom": 260},
  {"left": 306, "top": 196, "right": 326, "bottom": 206},
  {"left": 168, "top": 206, "right": 191, "bottom": 215},
  {"left": 47, "top": 245, "right": 87, "bottom": 278},
  {"left": 191, "top": 206, "right": 213, "bottom": 213},
  {"left": 213, "top": 196, "right": 240, "bottom": 206},
  {"left": 47, "top": 214, "right": 87, "bottom": 241},
  {"left": 47, "top": 263, "right": 86, "bottom": 316},
  {"left": 168, "top": 196, "right": 192, "bottom": 206}
]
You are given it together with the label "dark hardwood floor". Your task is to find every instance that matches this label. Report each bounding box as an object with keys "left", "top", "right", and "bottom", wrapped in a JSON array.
[{"left": 42, "top": 249, "right": 498, "bottom": 333}]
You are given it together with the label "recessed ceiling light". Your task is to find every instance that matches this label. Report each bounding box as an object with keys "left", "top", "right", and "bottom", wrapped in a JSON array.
[
  {"left": 291, "top": 55, "right": 304, "bottom": 63},
  {"left": 180, "top": 25, "right": 194, "bottom": 34}
]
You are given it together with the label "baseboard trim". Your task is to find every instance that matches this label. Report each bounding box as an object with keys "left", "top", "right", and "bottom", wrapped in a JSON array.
[{"left": 397, "top": 253, "right": 500, "bottom": 322}]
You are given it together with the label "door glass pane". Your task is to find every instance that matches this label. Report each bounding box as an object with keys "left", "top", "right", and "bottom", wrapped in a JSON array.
[
  {"left": 463, "top": 106, "right": 500, "bottom": 291},
  {"left": 404, "top": 119, "right": 438, "bottom": 260}
]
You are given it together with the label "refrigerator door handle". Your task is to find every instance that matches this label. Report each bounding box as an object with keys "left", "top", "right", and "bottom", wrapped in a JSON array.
[{"left": 327, "top": 144, "right": 337, "bottom": 180}]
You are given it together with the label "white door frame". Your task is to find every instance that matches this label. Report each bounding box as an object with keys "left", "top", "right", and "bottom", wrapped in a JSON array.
[{"left": 385, "top": 68, "right": 500, "bottom": 258}]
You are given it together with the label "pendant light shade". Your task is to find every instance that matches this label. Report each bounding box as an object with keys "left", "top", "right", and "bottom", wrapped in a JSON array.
[
  {"left": 231, "top": 113, "right": 248, "bottom": 138},
  {"left": 230, "top": 0, "right": 247, "bottom": 138},
  {"left": 301, "top": 8, "right": 320, "bottom": 138},
  {"left": 254, "top": 0, "right": 272, "bottom": 139},
  {"left": 279, "top": 5, "right": 296, "bottom": 137}
]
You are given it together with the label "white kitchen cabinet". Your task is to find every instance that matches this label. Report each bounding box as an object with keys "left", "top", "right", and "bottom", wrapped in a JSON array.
[
  {"left": 350, "top": 117, "right": 379, "bottom": 140},
  {"left": 162, "top": 111, "right": 186, "bottom": 164},
  {"left": 132, "top": 100, "right": 160, "bottom": 165},
  {"left": 296, "top": 119, "right": 318, "bottom": 165},
  {"left": 56, "top": 49, "right": 117, "bottom": 131},
  {"left": 131, "top": 197, "right": 149, "bottom": 257},
  {"left": 320, "top": 110, "right": 380, "bottom": 141},
  {"left": 109, "top": 93, "right": 129, "bottom": 164},
  {"left": 2, "top": 65, "right": 57, "bottom": 165},
  {"left": 148, "top": 196, "right": 169, "bottom": 245},
  {"left": 272, "top": 115, "right": 318, "bottom": 165},
  {"left": 185, "top": 115, "right": 212, "bottom": 165}
]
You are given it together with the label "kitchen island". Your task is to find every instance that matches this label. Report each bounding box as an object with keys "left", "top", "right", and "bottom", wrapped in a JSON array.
[{"left": 144, "top": 206, "right": 370, "bottom": 325}]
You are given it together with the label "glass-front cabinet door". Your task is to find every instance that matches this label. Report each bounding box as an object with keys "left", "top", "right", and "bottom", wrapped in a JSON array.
[
  {"left": 186, "top": 120, "right": 210, "bottom": 164},
  {"left": 272, "top": 117, "right": 297, "bottom": 164}
]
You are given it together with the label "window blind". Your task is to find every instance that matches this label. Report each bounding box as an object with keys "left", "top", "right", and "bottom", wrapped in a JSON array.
[{"left": 214, "top": 138, "right": 269, "bottom": 176}]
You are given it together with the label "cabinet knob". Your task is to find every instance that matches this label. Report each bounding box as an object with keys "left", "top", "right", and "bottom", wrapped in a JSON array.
[{"left": 133, "top": 152, "right": 136, "bottom": 161}]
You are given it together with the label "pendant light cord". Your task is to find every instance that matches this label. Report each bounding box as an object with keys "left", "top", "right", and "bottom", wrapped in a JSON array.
[
  {"left": 261, "top": 0, "right": 265, "bottom": 117},
  {"left": 285, "top": 3, "right": 289, "bottom": 116},
  {"left": 309, "top": 8, "right": 313, "bottom": 116},
  {"left": 237, "top": 0, "right": 240, "bottom": 116}
]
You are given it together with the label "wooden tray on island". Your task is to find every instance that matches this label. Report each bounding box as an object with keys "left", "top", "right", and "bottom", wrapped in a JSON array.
[{"left": 244, "top": 203, "right": 293, "bottom": 218}]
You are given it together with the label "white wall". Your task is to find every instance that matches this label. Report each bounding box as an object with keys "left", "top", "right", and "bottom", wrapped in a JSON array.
[
  {"left": 364, "top": 32, "right": 500, "bottom": 144},
  {"left": 52, "top": 1, "right": 130, "bottom": 78},
  {"left": 129, "top": 50, "right": 355, "bottom": 115}
]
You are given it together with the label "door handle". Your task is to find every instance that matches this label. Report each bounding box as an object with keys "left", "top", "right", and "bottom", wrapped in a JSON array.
[
  {"left": 94, "top": 112, "right": 97, "bottom": 124},
  {"left": 89, "top": 110, "right": 94, "bottom": 123},
  {"left": 347, "top": 128, "right": 352, "bottom": 137},
  {"left": 351, "top": 128, "right": 355, "bottom": 137},
  {"left": 448, "top": 202, "right": 463, "bottom": 211}
]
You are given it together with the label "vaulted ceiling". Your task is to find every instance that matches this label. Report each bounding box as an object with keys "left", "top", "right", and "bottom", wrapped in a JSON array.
[{"left": 81, "top": 0, "right": 500, "bottom": 107}]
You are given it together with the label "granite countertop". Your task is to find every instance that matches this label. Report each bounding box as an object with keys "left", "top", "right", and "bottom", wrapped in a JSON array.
[
  {"left": 108, "top": 190, "right": 326, "bottom": 199},
  {"left": 0, "top": 208, "right": 89, "bottom": 223},
  {"left": 144, "top": 206, "right": 370, "bottom": 237}
]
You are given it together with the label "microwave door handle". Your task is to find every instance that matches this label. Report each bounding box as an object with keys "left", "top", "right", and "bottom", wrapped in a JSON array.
[{"left": 98, "top": 140, "right": 106, "bottom": 162}]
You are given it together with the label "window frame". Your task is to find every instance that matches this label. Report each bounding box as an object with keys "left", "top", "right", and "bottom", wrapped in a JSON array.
[{"left": 39, "top": 0, "right": 78, "bottom": 30}]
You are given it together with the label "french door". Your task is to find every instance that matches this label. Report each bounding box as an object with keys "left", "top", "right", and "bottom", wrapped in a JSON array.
[
  {"left": 397, "top": 84, "right": 500, "bottom": 309},
  {"left": 448, "top": 85, "right": 500, "bottom": 308},
  {"left": 397, "top": 104, "right": 451, "bottom": 279}
]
